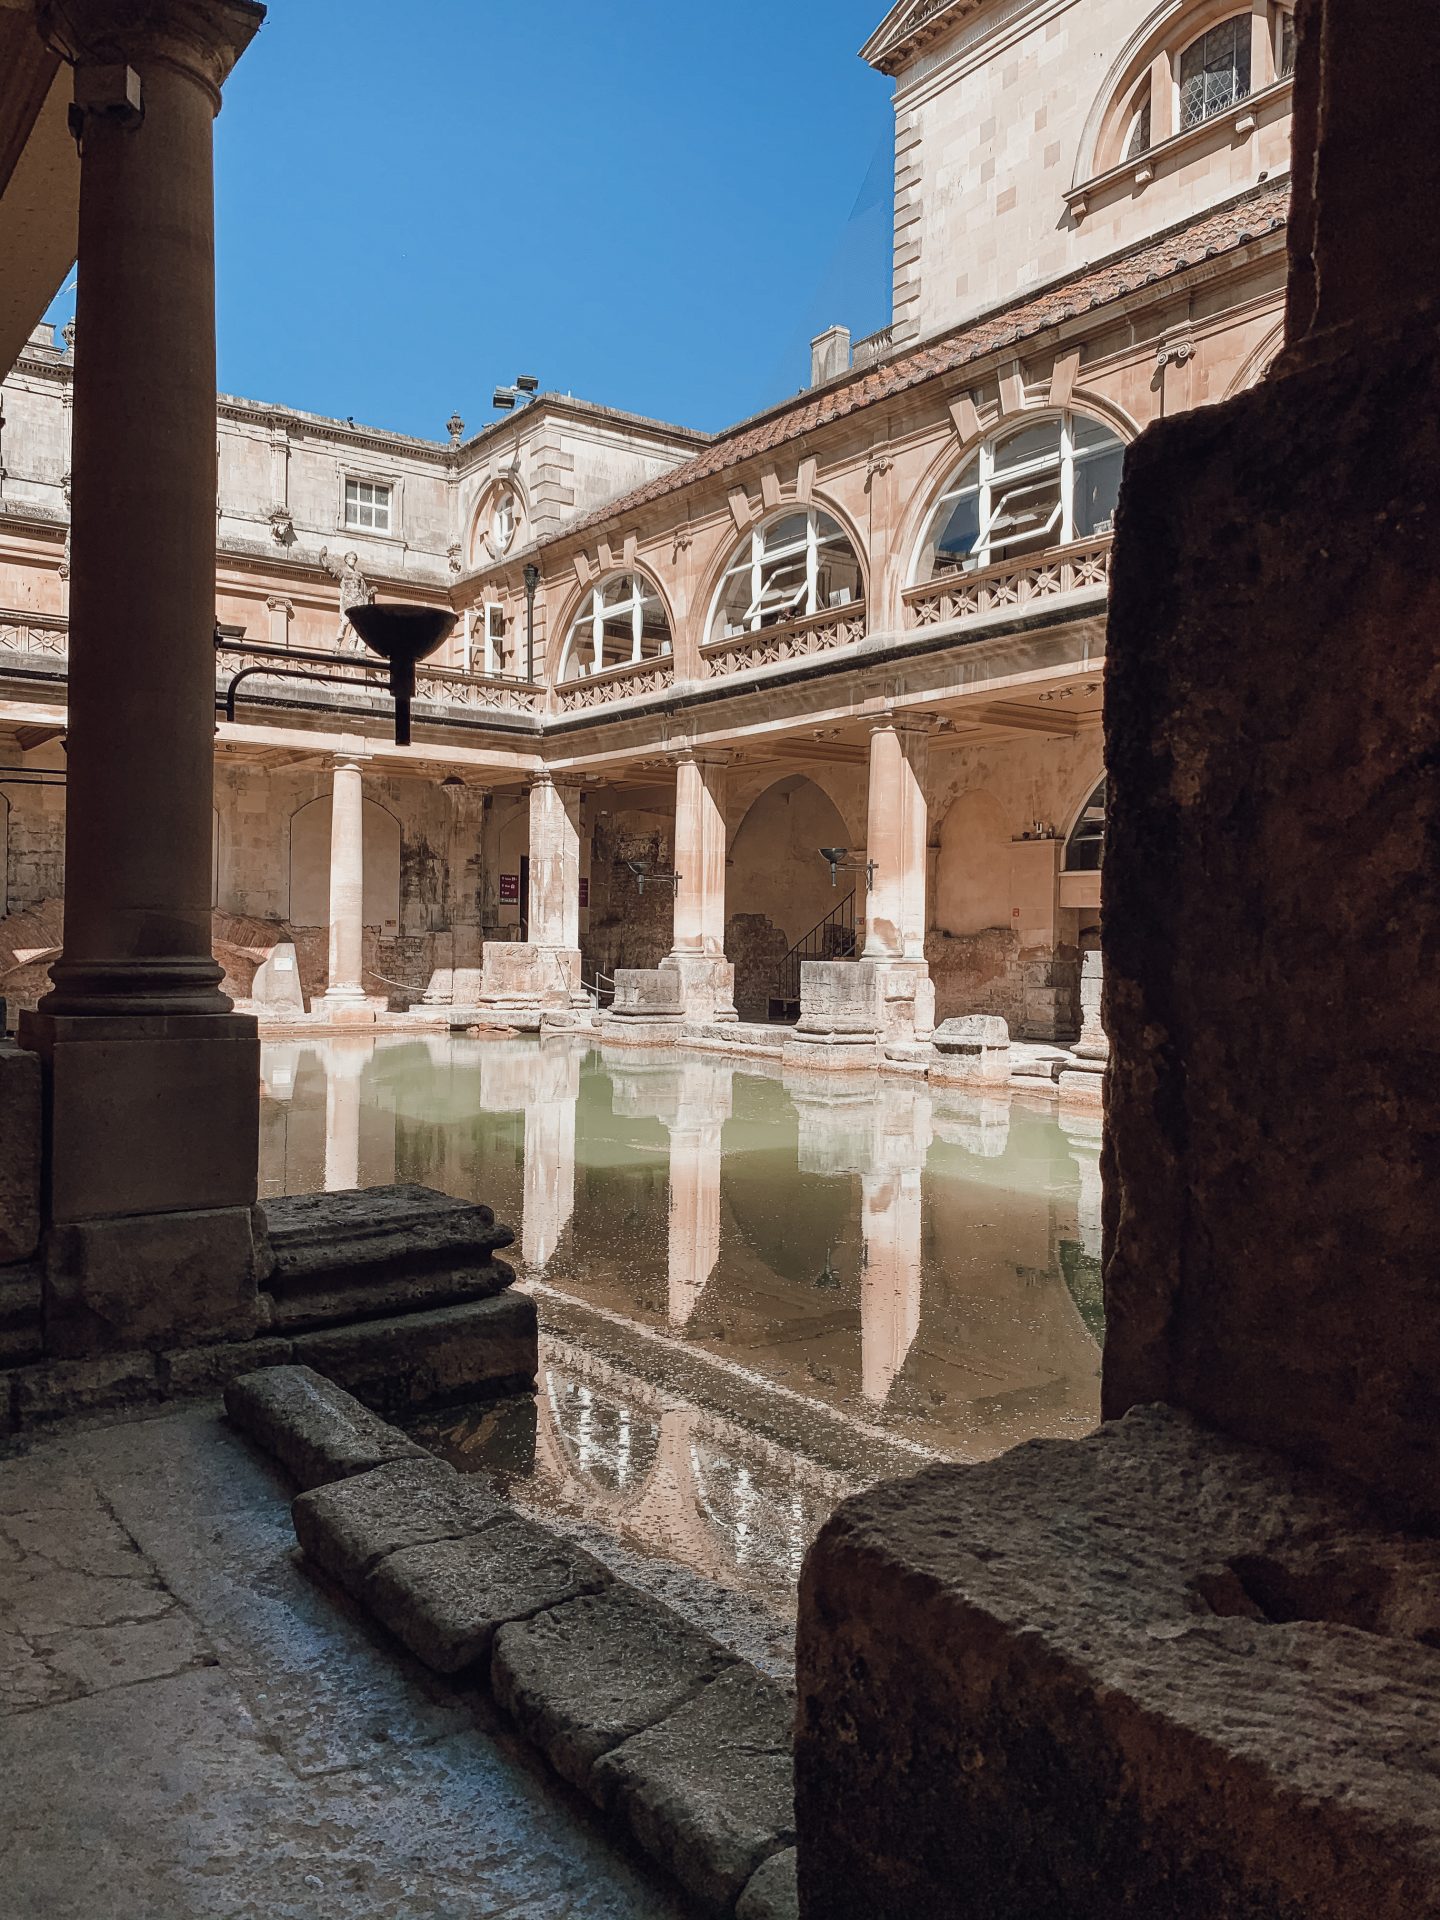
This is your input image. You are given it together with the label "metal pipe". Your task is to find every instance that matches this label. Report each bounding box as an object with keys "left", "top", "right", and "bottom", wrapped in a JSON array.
[{"left": 523, "top": 563, "right": 539, "bottom": 683}]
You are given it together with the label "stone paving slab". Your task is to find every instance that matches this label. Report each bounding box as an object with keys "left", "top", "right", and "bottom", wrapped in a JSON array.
[
  {"left": 224, "top": 1363, "right": 431, "bottom": 1490},
  {"left": 364, "top": 1514, "right": 612, "bottom": 1675},
  {"left": 292, "top": 1455, "right": 508, "bottom": 1600},
  {"left": 492, "top": 1583, "right": 738, "bottom": 1806},
  {"left": 591, "top": 1665, "right": 797, "bottom": 1916}
]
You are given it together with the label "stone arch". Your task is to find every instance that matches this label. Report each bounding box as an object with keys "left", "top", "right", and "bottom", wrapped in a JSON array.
[
  {"left": 727, "top": 774, "right": 856, "bottom": 952},
  {"left": 287, "top": 793, "right": 401, "bottom": 929},
  {"left": 695, "top": 492, "right": 870, "bottom": 651},
  {"left": 1226, "top": 318, "right": 1287, "bottom": 396}
]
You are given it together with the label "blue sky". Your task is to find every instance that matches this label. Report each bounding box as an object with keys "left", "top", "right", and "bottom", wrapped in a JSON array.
[{"left": 51, "top": 1, "right": 896, "bottom": 441}]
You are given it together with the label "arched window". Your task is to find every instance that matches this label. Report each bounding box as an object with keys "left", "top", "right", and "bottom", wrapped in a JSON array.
[
  {"left": 913, "top": 413, "right": 1125, "bottom": 582},
  {"left": 1065, "top": 779, "right": 1106, "bottom": 873},
  {"left": 1178, "top": 15, "right": 1251, "bottom": 128},
  {"left": 557, "top": 571, "right": 672, "bottom": 681},
  {"left": 710, "top": 508, "right": 863, "bottom": 643},
  {"left": 491, "top": 487, "right": 519, "bottom": 555}
]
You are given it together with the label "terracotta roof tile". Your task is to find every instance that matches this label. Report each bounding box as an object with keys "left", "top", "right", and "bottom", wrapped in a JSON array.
[{"left": 555, "top": 178, "right": 1290, "bottom": 549}]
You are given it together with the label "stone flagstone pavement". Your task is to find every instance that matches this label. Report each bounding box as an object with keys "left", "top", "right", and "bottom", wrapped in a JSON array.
[{"left": 0, "top": 1404, "right": 691, "bottom": 1919}]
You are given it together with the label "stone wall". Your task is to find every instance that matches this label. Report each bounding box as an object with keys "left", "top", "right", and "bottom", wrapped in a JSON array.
[
  {"left": 1103, "top": 301, "right": 1440, "bottom": 1530},
  {"left": 725, "top": 912, "right": 789, "bottom": 1021},
  {"left": 582, "top": 812, "right": 675, "bottom": 983}
]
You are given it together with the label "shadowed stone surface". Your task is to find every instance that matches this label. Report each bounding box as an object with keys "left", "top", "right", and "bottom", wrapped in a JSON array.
[
  {"left": 0, "top": 1409, "right": 690, "bottom": 1918},
  {"left": 225, "top": 1364, "right": 430, "bottom": 1490},
  {"left": 795, "top": 1404, "right": 1440, "bottom": 1920},
  {"left": 492, "top": 1583, "right": 737, "bottom": 1805},
  {"left": 291, "top": 1289, "right": 537, "bottom": 1417},
  {"left": 0, "top": 1265, "right": 42, "bottom": 1366},
  {"left": 293, "top": 1457, "right": 508, "bottom": 1599},
  {"left": 737, "top": 1848, "right": 799, "bottom": 1920},
  {"left": 263, "top": 1183, "right": 516, "bottom": 1332},
  {"left": 364, "top": 1516, "right": 611, "bottom": 1675},
  {"left": 592, "top": 1664, "right": 796, "bottom": 1917},
  {"left": 1102, "top": 306, "right": 1440, "bottom": 1529},
  {"left": 0, "top": 1045, "right": 41, "bottom": 1265}
]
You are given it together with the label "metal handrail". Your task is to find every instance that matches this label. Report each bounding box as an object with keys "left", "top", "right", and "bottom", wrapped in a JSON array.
[{"left": 771, "top": 890, "right": 858, "bottom": 1013}]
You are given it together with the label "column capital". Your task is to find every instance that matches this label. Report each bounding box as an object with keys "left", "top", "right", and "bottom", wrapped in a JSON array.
[
  {"left": 39, "top": 0, "right": 264, "bottom": 109},
  {"left": 668, "top": 746, "right": 732, "bottom": 769},
  {"left": 868, "top": 708, "right": 936, "bottom": 738}
]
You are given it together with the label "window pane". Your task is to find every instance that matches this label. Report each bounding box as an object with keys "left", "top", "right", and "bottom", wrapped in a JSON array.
[
  {"left": 1280, "top": 10, "right": 1296, "bottom": 76},
  {"left": 992, "top": 420, "right": 1062, "bottom": 475},
  {"left": 1073, "top": 446, "right": 1124, "bottom": 537},
  {"left": 1125, "top": 93, "right": 1152, "bottom": 160},
  {"left": 761, "top": 512, "right": 810, "bottom": 555},
  {"left": 1179, "top": 16, "right": 1251, "bottom": 129}
]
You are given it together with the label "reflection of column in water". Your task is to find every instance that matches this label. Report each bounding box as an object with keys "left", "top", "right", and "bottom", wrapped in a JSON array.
[
  {"left": 668, "top": 1118, "right": 724, "bottom": 1327},
  {"left": 1063, "top": 1112, "right": 1104, "bottom": 1259},
  {"left": 522, "top": 1040, "right": 581, "bottom": 1269},
  {"left": 323, "top": 1038, "right": 372, "bottom": 1192},
  {"left": 860, "top": 1164, "right": 925, "bottom": 1406}
]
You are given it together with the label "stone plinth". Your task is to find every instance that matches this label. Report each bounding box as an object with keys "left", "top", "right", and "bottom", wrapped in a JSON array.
[
  {"left": 478, "top": 941, "right": 584, "bottom": 1027},
  {"left": 245, "top": 940, "right": 305, "bottom": 1019},
  {"left": 1103, "top": 301, "right": 1440, "bottom": 1528},
  {"left": 797, "top": 1404, "right": 1440, "bottom": 1920},
  {"left": 791, "top": 957, "right": 932, "bottom": 1055},
  {"left": 607, "top": 956, "right": 736, "bottom": 1025},
  {"left": 930, "top": 1014, "right": 1010, "bottom": 1087}
]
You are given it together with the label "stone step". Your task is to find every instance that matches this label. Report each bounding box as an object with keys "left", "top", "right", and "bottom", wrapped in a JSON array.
[
  {"left": 261, "top": 1182, "right": 516, "bottom": 1332},
  {"left": 0, "top": 1262, "right": 42, "bottom": 1366}
]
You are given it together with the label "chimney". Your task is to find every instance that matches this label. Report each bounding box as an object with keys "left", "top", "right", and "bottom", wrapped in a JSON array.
[{"left": 810, "top": 324, "right": 852, "bottom": 388}]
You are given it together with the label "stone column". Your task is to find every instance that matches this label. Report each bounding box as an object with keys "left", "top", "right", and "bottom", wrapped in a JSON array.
[
  {"left": 477, "top": 773, "right": 587, "bottom": 1025},
  {"left": 322, "top": 1038, "right": 370, "bottom": 1193},
  {"left": 315, "top": 759, "right": 383, "bottom": 1020},
  {"left": 859, "top": 1081, "right": 931, "bottom": 1405},
  {"left": 19, "top": 0, "right": 266, "bottom": 1360},
  {"left": 660, "top": 749, "right": 737, "bottom": 1022}
]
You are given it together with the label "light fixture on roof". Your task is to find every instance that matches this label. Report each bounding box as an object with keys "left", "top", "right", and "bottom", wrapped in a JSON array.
[{"left": 493, "top": 374, "right": 541, "bottom": 412}]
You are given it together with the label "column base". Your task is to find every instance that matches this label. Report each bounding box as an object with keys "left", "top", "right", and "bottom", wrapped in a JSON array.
[
  {"left": 477, "top": 942, "right": 587, "bottom": 1020},
  {"left": 794, "top": 958, "right": 933, "bottom": 1049},
  {"left": 312, "top": 992, "right": 389, "bottom": 1026}
]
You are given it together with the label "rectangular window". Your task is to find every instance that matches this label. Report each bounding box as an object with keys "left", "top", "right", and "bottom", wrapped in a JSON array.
[
  {"left": 343, "top": 477, "right": 392, "bottom": 533},
  {"left": 1279, "top": 9, "right": 1297, "bottom": 77}
]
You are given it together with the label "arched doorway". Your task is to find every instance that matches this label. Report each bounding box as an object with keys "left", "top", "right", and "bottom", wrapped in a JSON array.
[{"left": 726, "top": 775, "right": 855, "bottom": 1020}]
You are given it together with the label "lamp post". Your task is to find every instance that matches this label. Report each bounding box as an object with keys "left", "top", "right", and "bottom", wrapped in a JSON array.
[
  {"left": 819, "top": 847, "right": 878, "bottom": 890},
  {"left": 523, "top": 563, "right": 539, "bottom": 684}
]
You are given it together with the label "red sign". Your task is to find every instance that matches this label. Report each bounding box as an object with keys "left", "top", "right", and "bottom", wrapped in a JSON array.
[
  {"left": 499, "top": 873, "right": 520, "bottom": 904},
  {"left": 579, "top": 877, "right": 590, "bottom": 908}
]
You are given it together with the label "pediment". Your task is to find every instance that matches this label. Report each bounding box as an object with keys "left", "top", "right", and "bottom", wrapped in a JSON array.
[{"left": 860, "top": 0, "right": 990, "bottom": 75}]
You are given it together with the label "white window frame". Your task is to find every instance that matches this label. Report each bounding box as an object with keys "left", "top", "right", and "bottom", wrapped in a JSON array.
[
  {"left": 1176, "top": 13, "right": 1253, "bottom": 132},
  {"left": 482, "top": 602, "right": 506, "bottom": 676},
  {"left": 558, "top": 572, "right": 672, "bottom": 682},
  {"left": 491, "top": 488, "right": 519, "bottom": 556},
  {"left": 912, "top": 411, "right": 1125, "bottom": 584},
  {"left": 711, "top": 508, "right": 862, "bottom": 643},
  {"left": 342, "top": 474, "right": 393, "bottom": 535}
]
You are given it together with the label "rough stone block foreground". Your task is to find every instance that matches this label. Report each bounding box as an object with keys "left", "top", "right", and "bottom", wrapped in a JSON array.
[
  {"left": 225, "top": 1364, "right": 429, "bottom": 1490},
  {"left": 796, "top": 1404, "right": 1440, "bottom": 1920}
]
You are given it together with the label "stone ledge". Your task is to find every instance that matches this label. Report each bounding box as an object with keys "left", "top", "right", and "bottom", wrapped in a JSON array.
[
  {"left": 362, "top": 1515, "right": 612, "bottom": 1675},
  {"left": 292, "top": 1455, "right": 507, "bottom": 1600},
  {"left": 239, "top": 1367, "right": 799, "bottom": 1918},
  {"left": 796, "top": 1403, "right": 1440, "bottom": 1920},
  {"left": 492, "top": 1582, "right": 738, "bottom": 1807},
  {"left": 225, "top": 1364, "right": 431, "bottom": 1490},
  {"left": 592, "top": 1664, "right": 797, "bottom": 1917}
]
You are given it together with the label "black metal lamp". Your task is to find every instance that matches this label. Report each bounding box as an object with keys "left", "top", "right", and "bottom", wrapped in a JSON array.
[
  {"left": 346, "top": 603, "right": 454, "bottom": 747},
  {"left": 819, "top": 846, "right": 878, "bottom": 890},
  {"left": 626, "top": 858, "right": 682, "bottom": 897}
]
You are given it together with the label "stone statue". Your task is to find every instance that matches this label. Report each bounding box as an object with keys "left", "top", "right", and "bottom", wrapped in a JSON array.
[{"left": 318, "top": 546, "right": 373, "bottom": 648}]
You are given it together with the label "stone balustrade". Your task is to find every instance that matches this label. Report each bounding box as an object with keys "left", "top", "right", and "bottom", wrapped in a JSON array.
[
  {"left": 700, "top": 604, "right": 867, "bottom": 679},
  {"left": 554, "top": 654, "right": 675, "bottom": 712},
  {"left": 901, "top": 533, "right": 1113, "bottom": 631}
]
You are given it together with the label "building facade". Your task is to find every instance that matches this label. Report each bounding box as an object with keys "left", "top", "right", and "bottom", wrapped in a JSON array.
[{"left": 0, "top": 0, "right": 1295, "bottom": 1056}]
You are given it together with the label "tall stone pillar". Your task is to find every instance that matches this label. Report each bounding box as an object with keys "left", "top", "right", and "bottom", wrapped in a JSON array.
[
  {"left": 315, "top": 759, "right": 383, "bottom": 1020},
  {"left": 661, "top": 749, "right": 736, "bottom": 1022},
  {"left": 477, "top": 772, "right": 588, "bottom": 1027},
  {"left": 859, "top": 1080, "right": 931, "bottom": 1404},
  {"left": 322, "top": 1038, "right": 370, "bottom": 1193},
  {"left": 791, "top": 716, "right": 934, "bottom": 1059},
  {"left": 665, "top": 1058, "right": 731, "bottom": 1326},
  {"left": 20, "top": 0, "right": 267, "bottom": 1359},
  {"left": 522, "top": 1039, "right": 580, "bottom": 1270}
]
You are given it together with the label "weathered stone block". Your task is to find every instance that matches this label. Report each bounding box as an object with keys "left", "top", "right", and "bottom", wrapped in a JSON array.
[
  {"left": 0, "top": 1044, "right": 41, "bottom": 1264},
  {"left": 737, "top": 1848, "right": 799, "bottom": 1920},
  {"left": 362, "top": 1516, "right": 611, "bottom": 1675},
  {"left": 43, "top": 1204, "right": 265, "bottom": 1358},
  {"left": 224, "top": 1363, "right": 430, "bottom": 1490},
  {"left": 261, "top": 1182, "right": 515, "bottom": 1331},
  {"left": 491, "top": 1584, "right": 737, "bottom": 1805},
  {"left": 931, "top": 1013, "right": 1011, "bottom": 1087},
  {"left": 290, "top": 1288, "right": 537, "bottom": 1416},
  {"left": 610, "top": 967, "right": 684, "bottom": 1017},
  {"left": 1103, "top": 314, "right": 1440, "bottom": 1528},
  {"left": 796, "top": 1404, "right": 1440, "bottom": 1920},
  {"left": 292, "top": 1456, "right": 507, "bottom": 1599},
  {"left": 592, "top": 1665, "right": 796, "bottom": 1917}
]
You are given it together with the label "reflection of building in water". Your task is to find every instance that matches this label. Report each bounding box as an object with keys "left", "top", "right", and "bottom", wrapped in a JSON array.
[
  {"left": 521, "top": 1041, "right": 581, "bottom": 1269},
  {"left": 607, "top": 1052, "right": 734, "bottom": 1326},
  {"left": 322, "top": 1035, "right": 373, "bottom": 1191}
]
